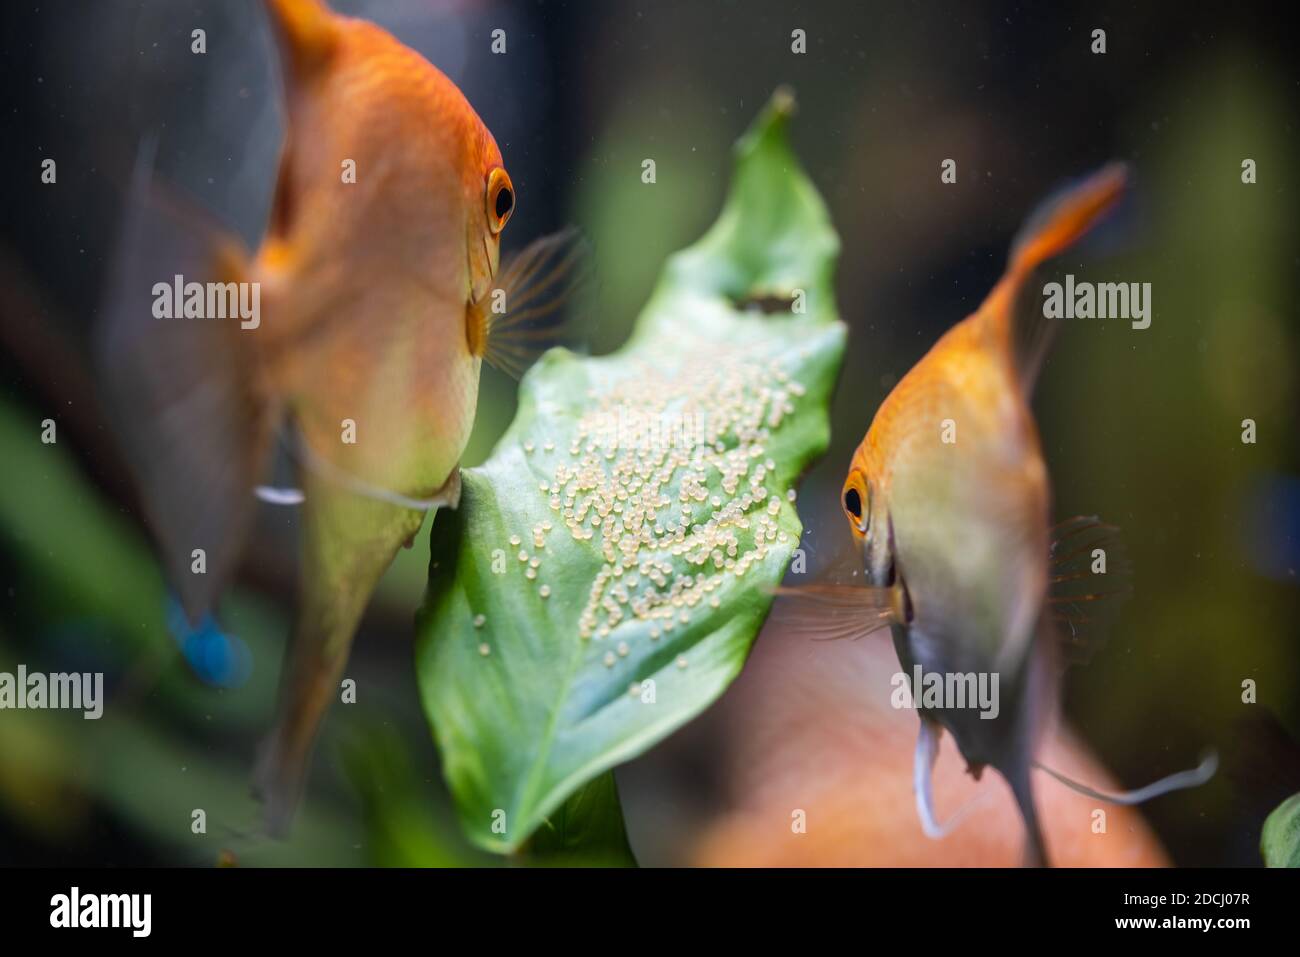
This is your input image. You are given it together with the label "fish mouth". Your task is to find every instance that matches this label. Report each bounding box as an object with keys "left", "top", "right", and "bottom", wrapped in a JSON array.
[
  {"left": 890, "top": 560, "right": 915, "bottom": 624},
  {"left": 868, "top": 515, "right": 913, "bottom": 624}
]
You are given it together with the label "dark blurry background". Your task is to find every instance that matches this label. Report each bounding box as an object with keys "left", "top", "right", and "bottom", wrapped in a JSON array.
[{"left": 0, "top": 1, "right": 1296, "bottom": 866}]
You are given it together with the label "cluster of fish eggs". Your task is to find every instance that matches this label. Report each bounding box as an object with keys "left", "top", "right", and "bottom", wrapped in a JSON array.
[{"left": 501, "top": 352, "right": 806, "bottom": 676}]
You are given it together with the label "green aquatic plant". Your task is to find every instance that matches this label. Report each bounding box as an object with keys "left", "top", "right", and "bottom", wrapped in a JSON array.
[
  {"left": 1262, "top": 792, "right": 1300, "bottom": 867},
  {"left": 415, "top": 89, "right": 847, "bottom": 855}
]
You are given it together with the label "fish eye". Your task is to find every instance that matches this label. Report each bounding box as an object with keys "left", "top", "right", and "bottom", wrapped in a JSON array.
[
  {"left": 495, "top": 185, "right": 514, "bottom": 220},
  {"left": 842, "top": 474, "right": 870, "bottom": 534},
  {"left": 486, "top": 168, "right": 514, "bottom": 234},
  {"left": 843, "top": 487, "right": 862, "bottom": 520}
]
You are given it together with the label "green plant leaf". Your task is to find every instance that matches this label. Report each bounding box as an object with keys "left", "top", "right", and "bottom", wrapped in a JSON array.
[
  {"left": 1262, "top": 792, "right": 1300, "bottom": 867},
  {"left": 415, "top": 88, "right": 846, "bottom": 853},
  {"left": 525, "top": 771, "right": 637, "bottom": 867}
]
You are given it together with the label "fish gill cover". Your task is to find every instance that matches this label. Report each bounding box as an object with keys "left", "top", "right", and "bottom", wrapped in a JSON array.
[{"left": 415, "top": 89, "right": 847, "bottom": 855}]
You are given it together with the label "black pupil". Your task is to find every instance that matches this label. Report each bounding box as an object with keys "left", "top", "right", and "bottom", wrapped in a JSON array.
[
  {"left": 844, "top": 487, "right": 862, "bottom": 518},
  {"left": 495, "top": 186, "right": 513, "bottom": 220}
]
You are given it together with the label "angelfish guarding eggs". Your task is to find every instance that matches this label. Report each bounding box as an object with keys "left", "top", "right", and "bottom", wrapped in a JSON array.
[
  {"left": 782, "top": 164, "right": 1215, "bottom": 866},
  {"left": 99, "top": 0, "right": 583, "bottom": 833}
]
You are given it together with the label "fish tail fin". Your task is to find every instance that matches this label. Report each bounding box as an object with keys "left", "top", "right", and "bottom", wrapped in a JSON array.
[
  {"left": 473, "top": 228, "right": 593, "bottom": 380},
  {"left": 96, "top": 136, "right": 276, "bottom": 624},
  {"left": 253, "top": 474, "right": 423, "bottom": 836},
  {"left": 981, "top": 162, "right": 1130, "bottom": 394},
  {"left": 264, "top": 0, "right": 339, "bottom": 77}
]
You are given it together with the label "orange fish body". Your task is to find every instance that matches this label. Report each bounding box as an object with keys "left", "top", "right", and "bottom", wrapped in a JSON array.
[
  {"left": 851, "top": 293, "right": 1051, "bottom": 672},
  {"left": 255, "top": 0, "right": 511, "bottom": 500},
  {"left": 252, "top": 0, "right": 523, "bottom": 831},
  {"left": 838, "top": 165, "right": 1130, "bottom": 864},
  {"left": 100, "top": 0, "right": 551, "bottom": 833}
]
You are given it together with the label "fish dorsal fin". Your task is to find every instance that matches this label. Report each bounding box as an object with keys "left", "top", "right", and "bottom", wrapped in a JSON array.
[
  {"left": 980, "top": 163, "right": 1129, "bottom": 395},
  {"left": 1007, "top": 163, "right": 1129, "bottom": 275},
  {"left": 264, "top": 0, "right": 339, "bottom": 79}
]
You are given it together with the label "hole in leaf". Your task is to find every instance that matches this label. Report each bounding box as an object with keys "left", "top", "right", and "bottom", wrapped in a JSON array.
[{"left": 732, "top": 291, "right": 796, "bottom": 314}]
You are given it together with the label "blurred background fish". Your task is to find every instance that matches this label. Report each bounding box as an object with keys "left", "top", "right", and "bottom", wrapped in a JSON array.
[
  {"left": 96, "top": 0, "right": 581, "bottom": 833},
  {"left": 677, "top": 624, "right": 1171, "bottom": 867}
]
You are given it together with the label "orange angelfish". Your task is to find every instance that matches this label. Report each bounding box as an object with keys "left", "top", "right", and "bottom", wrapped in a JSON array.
[
  {"left": 99, "top": 0, "right": 581, "bottom": 832},
  {"left": 783, "top": 164, "right": 1215, "bottom": 865}
]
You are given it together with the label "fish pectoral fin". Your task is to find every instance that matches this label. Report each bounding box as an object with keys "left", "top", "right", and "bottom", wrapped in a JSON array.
[
  {"left": 769, "top": 583, "right": 900, "bottom": 641},
  {"left": 477, "top": 227, "right": 592, "bottom": 379},
  {"left": 1047, "top": 515, "right": 1133, "bottom": 667}
]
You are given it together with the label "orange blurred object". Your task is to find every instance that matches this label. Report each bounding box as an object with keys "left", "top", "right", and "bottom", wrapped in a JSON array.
[{"left": 689, "top": 625, "right": 1168, "bottom": 867}]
